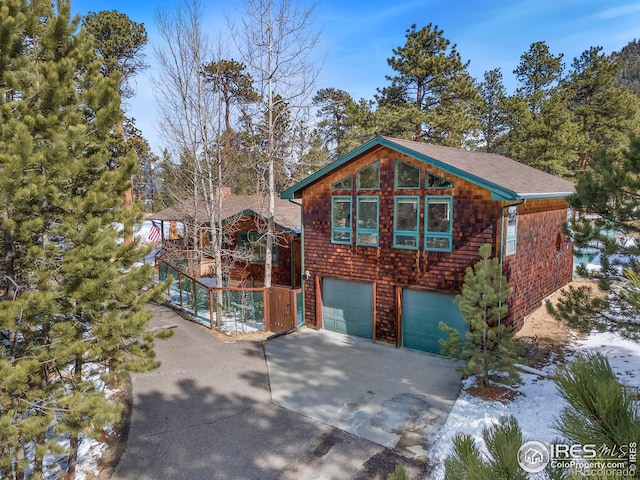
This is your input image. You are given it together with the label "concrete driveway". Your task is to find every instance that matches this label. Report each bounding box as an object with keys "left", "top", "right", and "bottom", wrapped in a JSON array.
[
  {"left": 112, "top": 304, "right": 429, "bottom": 480},
  {"left": 112, "top": 304, "right": 461, "bottom": 479},
  {"left": 265, "top": 328, "right": 463, "bottom": 457}
]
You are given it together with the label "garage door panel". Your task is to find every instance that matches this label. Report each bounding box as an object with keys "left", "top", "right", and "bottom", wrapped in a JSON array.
[
  {"left": 402, "top": 289, "right": 467, "bottom": 354},
  {"left": 323, "top": 278, "right": 373, "bottom": 339}
]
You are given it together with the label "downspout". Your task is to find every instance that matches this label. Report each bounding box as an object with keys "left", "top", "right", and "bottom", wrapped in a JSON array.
[
  {"left": 267, "top": 199, "right": 304, "bottom": 341},
  {"left": 498, "top": 199, "right": 526, "bottom": 327}
]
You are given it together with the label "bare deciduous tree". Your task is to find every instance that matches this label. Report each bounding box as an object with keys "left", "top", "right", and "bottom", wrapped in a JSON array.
[
  {"left": 230, "top": 0, "right": 320, "bottom": 287},
  {"left": 153, "top": 0, "right": 233, "bottom": 325}
]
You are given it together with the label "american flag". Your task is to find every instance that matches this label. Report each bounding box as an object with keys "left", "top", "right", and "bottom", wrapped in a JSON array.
[{"left": 147, "top": 221, "right": 161, "bottom": 243}]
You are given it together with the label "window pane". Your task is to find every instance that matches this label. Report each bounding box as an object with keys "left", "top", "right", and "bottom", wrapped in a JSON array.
[
  {"left": 507, "top": 206, "right": 517, "bottom": 235},
  {"left": 332, "top": 198, "right": 351, "bottom": 226},
  {"left": 395, "top": 234, "right": 417, "bottom": 248},
  {"left": 333, "top": 231, "right": 351, "bottom": 243},
  {"left": 358, "top": 198, "right": 378, "bottom": 229},
  {"left": 331, "top": 196, "right": 352, "bottom": 245},
  {"left": 332, "top": 176, "right": 352, "bottom": 190},
  {"left": 356, "top": 162, "right": 380, "bottom": 189},
  {"left": 238, "top": 232, "right": 276, "bottom": 263},
  {"left": 395, "top": 161, "right": 420, "bottom": 188},
  {"left": 396, "top": 198, "right": 418, "bottom": 231},
  {"left": 357, "top": 232, "right": 378, "bottom": 245},
  {"left": 427, "top": 173, "right": 453, "bottom": 188},
  {"left": 426, "top": 236, "right": 451, "bottom": 250},
  {"left": 427, "top": 200, "right": 451, "bottom": 232}
]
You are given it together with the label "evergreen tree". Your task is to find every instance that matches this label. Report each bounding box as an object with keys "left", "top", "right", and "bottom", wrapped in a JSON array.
[
  {"left": 0, "top": 3, "right": 166, "bottom": 477},
  {"left": 502, "top": 42, "right": 584, "bottom": 177},
  {"left": 513, "top": 41, "right": 564, "bottom": 114},
  {"left": 378, "top": 23, "right": 480, "bottom": 147},
  {"left": 444, "top": 416, "right": 528, "bottom": 480},
  {"left": 477, "top": 68, "right": 509, "bottom": 153},
  {"left": 548, "top": 137, "right": 640, "bottom": 340},
  {"left": 82, "top": 9, "right": 148, "bottom": 100},
  {"left": 565, "top": 46, "right": 640, "bottom": 171},
  {"left": 553, "top": 352, "right": 640, "bottom": 464},
  {"left": 444, "top": 416, "right": 574, "bottom": 480},
  {"left": 338, "top": 97, "right": 378, "bottom": 155},
  {"left": 312, "top": 87, "right": 354, "bottom": 158},
  {"left": 439, "top": 244, "right": 522, "bottom": 388},
  {"left": 290, "top": 127, "right": 331, "bottom": 183},
  {"left": 124, "top": 119, "right": 161, "bottom": 211}
]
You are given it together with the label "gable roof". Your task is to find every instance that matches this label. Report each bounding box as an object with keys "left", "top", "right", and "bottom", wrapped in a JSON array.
[
  {"left": 280, "top": 136, "right": 575, "bottom": 201},
  {"left": 148, "top": 194, "right": 301, "bottom": 232}
]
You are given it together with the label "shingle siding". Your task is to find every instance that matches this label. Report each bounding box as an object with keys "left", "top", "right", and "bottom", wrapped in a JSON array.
[{"left": 300, "top": 146, "right": 573, "bottom": 346}]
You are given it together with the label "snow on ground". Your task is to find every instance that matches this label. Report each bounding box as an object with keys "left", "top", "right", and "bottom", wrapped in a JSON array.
[
  {"left": 167, "top": 287, "right": 264, "bottom": 335},
  {"left": 428, "top": 330, "right": 640, "bottom": 479}
]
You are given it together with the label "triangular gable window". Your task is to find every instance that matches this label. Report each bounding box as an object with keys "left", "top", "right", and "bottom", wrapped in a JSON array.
[
  {"left": 356, "top": 161, "right": 380, "bottom": 189},
  {"left": 426, "top": 172, "right": 453, "bottom": 189},
  {"left": 394, "top": 160, "right": 420, "bottom": 189},
  {"left": 331, "top": 175, "right": 352, "bottom": 190}
]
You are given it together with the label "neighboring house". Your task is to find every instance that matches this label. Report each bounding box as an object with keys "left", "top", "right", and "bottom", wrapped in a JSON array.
[
  {"left": 280, "top": 136, "right": 574, "bottom": 354},
  {"left": 149, "top": 193, "right": 301, "bottom": 288}
]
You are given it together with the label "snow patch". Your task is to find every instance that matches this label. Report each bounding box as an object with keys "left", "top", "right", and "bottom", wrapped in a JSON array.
[{"left": 428, "top": 330, "right": 640, "bottom": 479}]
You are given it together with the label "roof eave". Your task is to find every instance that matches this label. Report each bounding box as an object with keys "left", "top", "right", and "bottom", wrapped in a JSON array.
[
  {"left": 280, "top": 136, "right": 385, "bottom": 199},
  {"left": 222, "top": 209, "right": 299, "bottom": 232},
  {"left": 279, "top": 135, "right": 575, "bottom": 202},
  {"left": 514, "top": 191, "right": 575, "bottom": 200}
]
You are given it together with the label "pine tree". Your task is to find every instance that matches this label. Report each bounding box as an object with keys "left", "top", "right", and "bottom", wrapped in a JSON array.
[
  {"left": 378, "top": 23, "right": 480, "bottom": 147},
  {"left": 0, "top": 2, "right": 166, "bottom": 477},
  {"left": 548, "top": 137, "right": 640, "bottom": 339},
  {"left": 565, "top": 46, "right": 640, "bottom": 172},
  {"left": 439, "top": 244, "right": 522, "bottom": 389},
  {"left": 444, "top": 416, "right": 570, "bottom": 480},
  {"left": 501, "top": 42, "right": 585, "bottom": 178},
  {"left": 444, "top": 416, "right": 527, "bottom": 480},
  {"left": 553, "top": 352, "right": 640, "bottom": 462},
  {"left": 477, "top": 68, "right": 509, "bottom": 153}
]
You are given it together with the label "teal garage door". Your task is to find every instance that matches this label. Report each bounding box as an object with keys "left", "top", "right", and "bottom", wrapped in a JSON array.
[
  {"left": 402, "top": 289, "right": 467, "bottom": 354},
  {"left": 322, "top": 278, "right": 373, "bottom": 339}
]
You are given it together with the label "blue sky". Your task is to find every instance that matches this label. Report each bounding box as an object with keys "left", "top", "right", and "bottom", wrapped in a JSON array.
[{"left": 71, "top": 0, "right": 640, "bottom": 153}]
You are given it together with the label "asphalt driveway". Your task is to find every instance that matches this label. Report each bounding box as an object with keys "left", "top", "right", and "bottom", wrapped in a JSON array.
[
  {"left": 265, "top": 329, "right": 462, "bottom": 457},
  {"left": 111, "top": 304, "right": 328, "bottom": 480},
  {"left": 112, "top": 304, "right": 460, "bottom": 479}
]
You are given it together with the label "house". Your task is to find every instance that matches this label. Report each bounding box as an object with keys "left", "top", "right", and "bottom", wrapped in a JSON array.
[
  {"left": 280, "top": 136, "right": 574, "bottom": 354},
  {"left": 149, "top": 193, "right": 302, "bottom": 288}
]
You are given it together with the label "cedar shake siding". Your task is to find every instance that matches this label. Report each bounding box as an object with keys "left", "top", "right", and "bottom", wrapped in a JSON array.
[
  {"left": 502, "top": 199, "right": 573, "bottom": 327},
  {"left": 226, "top": 214, "right": 297, "bottom": 287},
  {"left": 282, "top": 136, "right": 574, "bottom": 349}
]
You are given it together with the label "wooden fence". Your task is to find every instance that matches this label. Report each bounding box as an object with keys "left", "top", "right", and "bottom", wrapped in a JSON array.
[{"left": 157, "top": 258, "right": 300, "bottom": 333}]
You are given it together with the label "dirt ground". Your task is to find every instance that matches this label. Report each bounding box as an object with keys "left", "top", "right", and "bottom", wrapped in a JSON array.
[
  {"left": 514, "top": 278, "right": 601, "bottom": 350},
  {"left": 513, "top": 280, "right": 597, "bottom": 346}
]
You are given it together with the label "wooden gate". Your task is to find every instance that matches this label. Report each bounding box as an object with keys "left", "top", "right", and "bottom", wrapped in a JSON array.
[{"left": 266, "top": 286, "right": 300, "bottom": 333}]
